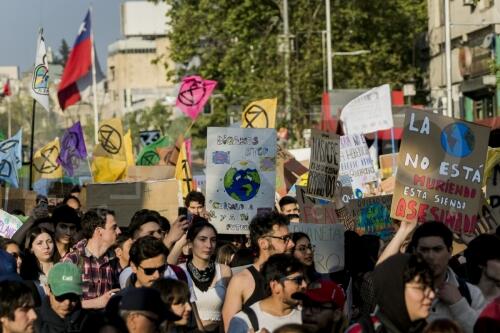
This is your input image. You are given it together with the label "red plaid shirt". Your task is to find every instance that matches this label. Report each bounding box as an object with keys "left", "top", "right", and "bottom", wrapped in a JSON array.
[{"left": 62, "top": 239, "right": 120, "bottom": 300}]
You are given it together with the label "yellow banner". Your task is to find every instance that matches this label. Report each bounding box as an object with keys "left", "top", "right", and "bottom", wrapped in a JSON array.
[
  {"left": 175, "top": 140, "right": 195, "bottom": 199},
  {"left": 124, "top": 130, "right": 135, "bottom": 166},
  {"left": 91, "top": 156, "right": 127, "bottom": 183},
  {"left": 241, "top": 98, "right": 277, "bottom": 128},
  {"left": 94, "top": 118, "right": 126, "bottom": 161},
  {"left": 32, "top": 137, "right": 63, "bottom": 181}
]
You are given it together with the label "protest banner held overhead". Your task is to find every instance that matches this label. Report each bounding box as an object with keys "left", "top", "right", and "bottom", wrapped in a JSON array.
[
  {"left": 339, "top": 84, "right": 394, "bottom": 135},
  {"left": 390, "top": 110, "right": 490, "bottom": 233},
  {"left": 288, "top": 223, "right": 345, "bottom": 273},
  {"left": 276, "top": 145, "right": 308, "bottom": 197},
  {"left": 0, "top": 209, "right": 23, "bottom": 239},
  {"left": 241, "top": 98, "right": 277, "bottom": 129},
  {"left": 338, "top": 134, "right": 377, "bottom": 195},
  {"left": 206, "top": 127, "right": 276, "bottom": 234},
  {"left": 295, "top": 185, "right": 338, "bottom": 224},
  {"left": 306, "top": 129, "right": 340, "bottom": 201},
  {"left": 346, "top": 195, "right": 394, "bottom": 240}
]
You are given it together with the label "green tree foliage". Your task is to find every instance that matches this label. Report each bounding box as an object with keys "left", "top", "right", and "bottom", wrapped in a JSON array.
[
  {"left": 52, "top": 39, "right": 70, "bottom": 67},
  {"left": 158, "top": 0, "right": 427, "bottom": 147}
]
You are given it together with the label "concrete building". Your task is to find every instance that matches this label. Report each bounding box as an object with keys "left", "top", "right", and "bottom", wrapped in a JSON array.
[
  {"left": 428, "top": 0, "right": 499, "bottom": 121},
  {"left": 105, "top": 1, "right": 177, "bottom": 117}
]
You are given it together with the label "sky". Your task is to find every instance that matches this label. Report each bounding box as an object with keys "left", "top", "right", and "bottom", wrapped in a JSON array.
[{"left": 0, "top": 0, "right": 124, "bottom": 74}]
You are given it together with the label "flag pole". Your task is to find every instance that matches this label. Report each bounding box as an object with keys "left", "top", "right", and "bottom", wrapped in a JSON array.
[
  {"left": 28, "top": 99, "right": 36, "bottom": 190},
  {"left": 90, "top": 6, "right": 99, "bottom": 145}
]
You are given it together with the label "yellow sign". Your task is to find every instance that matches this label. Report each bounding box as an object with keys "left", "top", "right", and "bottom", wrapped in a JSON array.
[{"left": 241, "top": 98, "right": 277, "bottom": 128}]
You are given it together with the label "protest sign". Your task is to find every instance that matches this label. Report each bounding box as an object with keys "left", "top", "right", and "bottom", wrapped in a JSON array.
[
  {"left": 276, "top": 145, "right": 308, "bottom": 197},
  {"left": 0, "top": 209, "right": 23, "bottom": 238},
  {"left": 306, "top": 129, "right": 340, "bottom": 201},
  {"left": 379, "top": 153, "right": 398, "bottom": 179},
  {"left": 338, "top": 134, "right": 377, "bottom": 195},
  {"left": 288, "top": 223, "right": 345, "bottom": 273},
  {"left": 486, "top": 162, "right": 500, "bottom": 222},
  {"left": 206, "top": 127, "right": 276, "bottom": 234},
  {"left": 295, "top": 185, "right": 338, "bottom": 224},
  {"left": 390, "top": 111, "right": 490, "bottom": 233},
  {"left": 339, "top": 84, "right": 393, "bottom": 135},
  {"left": 346, "top": 195, "right": 394, "bottom": 240}
]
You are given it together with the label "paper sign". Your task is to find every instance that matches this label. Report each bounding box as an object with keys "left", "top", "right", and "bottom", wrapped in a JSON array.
[
  {"left": 206, "top": 127, "right": 276, "bottom": 234},
  {"left": 296, "top": 185, "right": 338, "bottom": 224},
  {"left": 289, "top": 223, "right": 345, "bottom": 273},
  {"left": 276, "top": 145, "right": 308, "bottom": 197},
  {"left": 340, "top": 84, "right": 393, "bottom": 134},
  {"left": 338, "top": 134, "right": 377, "bottom": 194},
  {"left": 346, "top": 195, "right": 394, "bottom": 240},
  {"left": 391, "top": 111, "right": 490, "bottom": 233},
  {"left": 0, "top": 209, "right": 23, "bottom": 238},
  {"left": 306, "top": 129, "right": 340, "bottom": 201}
]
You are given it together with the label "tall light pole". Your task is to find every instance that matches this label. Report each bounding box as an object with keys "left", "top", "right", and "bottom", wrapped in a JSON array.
[
  {"left": 283, "top": 0, "right": 292, "bottom": 121},
  {"left": 444, "top": 0, "right": 453, "bottom": 117},
  {"left": 326, "top": 0, "right": 333, "bottom": 91}
]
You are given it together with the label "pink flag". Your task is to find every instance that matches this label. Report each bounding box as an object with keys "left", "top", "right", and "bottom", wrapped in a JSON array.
[{"left": 176, "top": 75, "right": 217, "bottom": 120}]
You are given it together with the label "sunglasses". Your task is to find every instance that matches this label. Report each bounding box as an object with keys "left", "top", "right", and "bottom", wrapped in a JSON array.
[
  {"left": 280, "top": 275, "right": 305, "bottom": 285},
  {"left": 140, "top": 265, "right": 166, "bottom": 276},
  {"left": 54, "top": 293, "right": 80, "bottom": 303}
]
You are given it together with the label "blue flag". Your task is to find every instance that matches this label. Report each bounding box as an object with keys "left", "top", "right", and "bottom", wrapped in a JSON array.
[
  {"left": 0, "top": 130, "right": 23, "bottom": 169},
  {"left": 0, "top": 150, "right": 19, "bottom": 188}
]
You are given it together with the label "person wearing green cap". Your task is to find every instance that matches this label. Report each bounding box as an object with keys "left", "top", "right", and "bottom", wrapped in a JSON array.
[{"left": 34, "top": 262, "right": 105, "bottom": 333}]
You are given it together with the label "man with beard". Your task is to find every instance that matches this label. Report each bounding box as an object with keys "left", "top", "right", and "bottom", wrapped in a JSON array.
[
  {"left": 222, "top": 211, "right": 295, "bottom": 331},
  {"left": 228, "top": 254, "right": 306, "bottom": 333}
]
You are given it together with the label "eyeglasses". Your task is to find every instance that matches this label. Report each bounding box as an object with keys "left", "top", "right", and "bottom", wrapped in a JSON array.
[
  {"left": 140, "top": 265, "right": 166, "bottom": 276},
  {"left": 280, "top": 275, "right": 305, "bottom": 285},
  {"left": 54, "top": 293, "right": 80, "bottom": 303},
  {"left": 265, "top": 234, "right": 292, "bottom": 243},
  {"left": 295, "top": 244, "right": 315, "bottom": 253}
]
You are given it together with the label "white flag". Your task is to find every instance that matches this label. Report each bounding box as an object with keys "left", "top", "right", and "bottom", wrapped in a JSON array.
[{"left": 30, "top": 29, "right": 50, "bottom": 111}]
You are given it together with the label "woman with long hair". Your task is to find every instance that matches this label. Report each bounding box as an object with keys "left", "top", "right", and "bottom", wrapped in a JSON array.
[
  {"left": 180, "top": 220, "right": 232, "bottom": 332},
  {"left": 291, "top": 232, "right": 319, "bottom": 283},
  {"left": 20, "top": 226, "right": 56, "bottom": 292},
  {"left": 153, "top": 279, "right": 193, "bottom": 333}
]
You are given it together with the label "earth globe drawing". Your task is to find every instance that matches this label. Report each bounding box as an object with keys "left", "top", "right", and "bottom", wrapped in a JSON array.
[
  {"left": 440, "top": 123, "right": 475, "bottom": 158},
  {"left": 224, "top": 160, "right": 261, "bottom": 201}
]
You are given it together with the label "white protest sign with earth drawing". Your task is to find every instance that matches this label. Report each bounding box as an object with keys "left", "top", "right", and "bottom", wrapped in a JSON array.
[{"left": 206, "top": 127, "right": 276, "bottom": 234}]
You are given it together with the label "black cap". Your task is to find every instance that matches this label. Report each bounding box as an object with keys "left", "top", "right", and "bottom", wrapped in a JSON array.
[{"left": 118, "top": 287, "right": 181, "bottom": 322}]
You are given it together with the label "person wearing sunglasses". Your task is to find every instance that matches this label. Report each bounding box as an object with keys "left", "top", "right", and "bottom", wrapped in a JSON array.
[
  {"left": 126, "top": 236, "right": 169, "bottom": 289},
  {"left": 35, "top": 262, "right": 105, "bottom": 333},
  {"left": 228, "top": 254, "right": 306, "bottom": 333}
]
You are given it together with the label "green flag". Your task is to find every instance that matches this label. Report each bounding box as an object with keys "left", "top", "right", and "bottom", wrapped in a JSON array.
[{"left": 136, "top": 136, "right": 172, "bottom": 166}]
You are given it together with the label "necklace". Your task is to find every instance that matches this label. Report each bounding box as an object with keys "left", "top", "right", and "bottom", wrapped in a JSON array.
[{"left": 187, "top": 260, "right": 215, "bottom": 292}]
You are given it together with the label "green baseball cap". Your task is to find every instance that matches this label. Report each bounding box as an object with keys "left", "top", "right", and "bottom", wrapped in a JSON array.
[{"left": 47, "top": 263, "right": 83, "bottom": 296}]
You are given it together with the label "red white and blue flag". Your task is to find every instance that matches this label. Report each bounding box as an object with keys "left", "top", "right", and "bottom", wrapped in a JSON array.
[{"left": 57, "top": 10, "right": 104, "bottom": 110}]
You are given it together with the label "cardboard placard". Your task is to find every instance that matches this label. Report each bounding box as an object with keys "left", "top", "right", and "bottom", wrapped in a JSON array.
[
  {"left": 0, "top": 209, "right": 23, "bottom": 238},
  {"left": 306, "top": 129, "right": 340, "bottom": 201},
  {"left": 486, "top": 163, "right": 500, "bottom": 222},
  {"left": 126, "top": 165, "right": 176, "bottom": 182},
  {"left": 391, "top": 111, "right": 490, "bottom": 233},
  {"left": 0, "top": 187, "right": 37, "bottom": 216},
  {"left": 206, "top": 127, "right": 276, "bottom": 234},
  {"left": 338, "top": 134, "right": 377, "bottom": 194},
  {"left": 289, "top": 223, "right": 345, "bottom": 273},
  {"left": 276, "top": 145, "right": 308, "bottom": 197},
  {"left": 346, "top": 195, "right": 394, "bottom": 239},
  {"left": 296, "top": 185, "right": 338, "bottom": 224},
  {"left": 85, "top": 179, "right": 180, "bottom": 227}
]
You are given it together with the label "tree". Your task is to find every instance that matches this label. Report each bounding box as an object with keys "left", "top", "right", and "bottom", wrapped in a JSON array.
[
  {"left": 157, "top": 0, "right": 427, "bottom": 149},
  {"left": 52, "top": 39, "right": 70, "bottom": 66}
]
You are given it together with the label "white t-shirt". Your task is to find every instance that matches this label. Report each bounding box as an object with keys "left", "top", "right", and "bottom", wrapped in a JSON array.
[
  {"left": 119, "top": 265, "right": 197, "bottom": 302},
  {"left": 228, "top": 301, "right": 302, "bottom": 333}
]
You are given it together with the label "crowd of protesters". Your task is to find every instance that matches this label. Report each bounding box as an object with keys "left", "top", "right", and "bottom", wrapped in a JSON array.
[{"left": 0, "top": 186, "right": 499, "bottom": 333}]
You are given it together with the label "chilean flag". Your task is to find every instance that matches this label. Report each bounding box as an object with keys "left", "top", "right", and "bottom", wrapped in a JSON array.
[{"left": 57, "top": 10, "right": 103, "bottom": 110}]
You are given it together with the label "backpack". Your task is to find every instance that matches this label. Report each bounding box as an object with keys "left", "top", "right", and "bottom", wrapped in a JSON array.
[
  {"left": 242, "top": 305, "right": 259, "bottom": 332},
  {"left": 457, "top": 277, "right": 472, "bottom": 305}
]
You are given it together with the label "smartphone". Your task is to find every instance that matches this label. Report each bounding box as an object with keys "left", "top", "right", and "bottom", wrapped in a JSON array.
[{"left": 178, "top": 207, "right": 188, "bottom": 216}]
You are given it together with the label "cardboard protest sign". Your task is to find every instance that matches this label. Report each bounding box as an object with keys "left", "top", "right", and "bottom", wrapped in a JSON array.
[
  {"left": 276, "top": 145, "right": 308, "bottom": 197},
  {"left": 306, "top": 129, "right": 340, "bottom": 201},
  {"left": 288, "top": 223, "right": 345, "bottom": 273},
  {"left": 486, "top": 162, "right": 500, "bottom": 222},
  {"left": 296, "top": 185, "right": 338, "bottom": 224},
  {"left": 340, "top": 84, "right": 393, "bottom": 134},
  {"left": 206, "top": 127, "right": 276, "bottom": 234},
  {"left": 338, "top": 134, "right": 377, "bottom": 195},
  {"left": 0, "top": 209, "right": 23, "bottom": 238},
  {"left": 391, "top": 111, "right": 490, "bottom": 233},
  {"left": 346, "top": 195, "right": 394, "bottom": 240}
]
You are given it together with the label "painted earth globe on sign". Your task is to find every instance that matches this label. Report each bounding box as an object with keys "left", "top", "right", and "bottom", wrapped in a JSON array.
[
  {"left": 224, "top": 160, "right": 261, "bottom": 201},
  {"left": 440, "top": 123, "right": 475, "bottom": 158}
]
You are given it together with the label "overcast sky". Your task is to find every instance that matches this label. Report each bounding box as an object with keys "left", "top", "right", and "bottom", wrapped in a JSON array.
[{"left": 0, "top": 0, "right": 124, "bottom": 73}]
